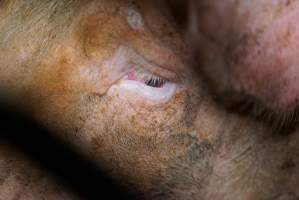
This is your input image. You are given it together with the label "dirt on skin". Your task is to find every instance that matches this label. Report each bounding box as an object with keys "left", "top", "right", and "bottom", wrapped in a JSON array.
[
  {"left": 0, "top": 0, "right": 299, "bottom": 199},
  {"left": 187, "top": 0, "right": 299, "bottom": 129}
]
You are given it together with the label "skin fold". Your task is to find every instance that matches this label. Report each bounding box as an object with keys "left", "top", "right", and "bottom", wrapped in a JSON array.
[
  {"left": 0, "top": 0, "right": 299, "bottom": 199},
  {"left": 188, "top": 0, "right": 299, "bottom": 130}
]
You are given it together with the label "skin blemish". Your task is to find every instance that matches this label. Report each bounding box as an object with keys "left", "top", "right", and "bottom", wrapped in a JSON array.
[
  {"left": 127, "top": 71, "right": 137, "bottom": 80},
  {"left": 127, "top": 6, "right": 144, "bottom": 30}
]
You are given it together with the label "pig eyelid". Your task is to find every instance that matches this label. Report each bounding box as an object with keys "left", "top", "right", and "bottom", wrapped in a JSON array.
[
  {"left": 128, "top": 67, "right": 168, "bottom": 88},
  {"left": 116, "top": 69, "right": 177, "bottom": 103},
  {"left": 112, "top": 45, "right": 181, "bottom": 84},
  {"left": 116, "top": 79, "right": 177, "bottom": 104},
  {"left": 128, "top": 60, "right": 176, "bottom": 82},
  {"left": 127, "top": 52, "right": 180, "bottom": 83},
  {"left": 106, "top": 46, "right": 179, "bottom": 104},
  {"left": 115, "top": 44, "right": 181, "bottom": 82}
]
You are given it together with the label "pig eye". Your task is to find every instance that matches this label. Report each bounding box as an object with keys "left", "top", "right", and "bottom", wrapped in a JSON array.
[
  {"left": 144, "top": 77, "right": 166, "bottom": 88},
  {"left": 114, "top": 68, "right": 178, "bottom": 104},
  {"left": 125, "top": 68, "right": 167, "bottom": 88}
]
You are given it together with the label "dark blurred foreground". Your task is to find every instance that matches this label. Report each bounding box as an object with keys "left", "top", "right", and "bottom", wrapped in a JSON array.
[{"left": 0, "top": 96, "right": 136, "bottom": 200}]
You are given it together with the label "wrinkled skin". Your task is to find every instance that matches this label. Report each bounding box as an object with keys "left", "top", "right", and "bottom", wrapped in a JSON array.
[
  {"left": 0, "top": 0, "right": 299, "bottom": 200},
  {"left": 188, "top": 0, "right": 299, "bottom": 129}
]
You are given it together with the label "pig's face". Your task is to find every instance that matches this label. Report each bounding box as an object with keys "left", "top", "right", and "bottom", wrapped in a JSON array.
[
  {"left": 1, "top": 0, "right": 299, "bottom": 199},
  {"left": 189, "top": 0, "right": 299, "bottom": 131}
]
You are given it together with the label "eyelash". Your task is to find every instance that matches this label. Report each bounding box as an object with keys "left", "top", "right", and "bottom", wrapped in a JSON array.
[
  {"left": 144, "top": 76, "right": 166, "bottom": 88},
  {"left": 114, "top": 65, "right": 178, "bottom": 104},
  {"left": 128, "top": 67, "right": 168, "bottom": 88}
]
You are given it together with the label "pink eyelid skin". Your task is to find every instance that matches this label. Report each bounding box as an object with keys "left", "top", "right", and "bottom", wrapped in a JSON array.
[
  {"left": 102, "top": 45, "right": 182, "bottom": 104},
  {"left": 101, "top": 45, "right": 180, "bottom": 85},
  {"left": 114, "top": 80, "right": 178, "bottom": 103}
]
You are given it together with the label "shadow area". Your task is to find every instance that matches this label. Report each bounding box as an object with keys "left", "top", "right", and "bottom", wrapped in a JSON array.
[{"left": 0, "top": 97, "right": 137, "bottom": 200}]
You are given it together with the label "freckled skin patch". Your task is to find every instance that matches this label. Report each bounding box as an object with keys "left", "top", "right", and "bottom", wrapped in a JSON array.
[
  {"left": 1, "top": 0, "right": 299, "bottom": 199},
  {"left": 189, "top": 0, "right": 299, "bottom": 131},
  {"left": 150, "top": 136, "right": 214, "bottom": 200}
]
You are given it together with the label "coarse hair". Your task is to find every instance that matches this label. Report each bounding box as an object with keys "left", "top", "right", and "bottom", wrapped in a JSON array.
[{"left": 0, "top": 0, "right": 81, "bottom": 63}]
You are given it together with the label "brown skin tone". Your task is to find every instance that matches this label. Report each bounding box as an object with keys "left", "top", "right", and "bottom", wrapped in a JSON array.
[
  {"left": 0, "top": 141, "right": 80, "bottom": 200},
  {"left": 0, "top": 0, "right": 299, "bottom": 199}
]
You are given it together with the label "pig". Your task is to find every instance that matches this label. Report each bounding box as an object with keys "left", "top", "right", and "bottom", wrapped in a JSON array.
[
  {"left": 0, "top": 0, "right": 299, "bottom": 199},
  {"left": 187, "top": 0, "right": 299, "bottom": 132}
]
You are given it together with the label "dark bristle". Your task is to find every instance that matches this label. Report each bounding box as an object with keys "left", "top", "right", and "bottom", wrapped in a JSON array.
[
  {"left": 145, "top": 77, "right": 166, "bottom": 88},
  {"left": 215, "top": 91, "right": 299, "bottom": 134}
]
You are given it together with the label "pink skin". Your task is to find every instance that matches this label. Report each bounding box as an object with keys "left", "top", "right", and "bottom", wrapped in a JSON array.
[
  {"left": 127, "top": 71, "right": 138, "bottom": 81},
  {"left": 2, "top": 1, "right": 299, "bottom": 199},
  {"left": 188, "top": 0, "right": 299, "bottom": 113},
  {"left": 236, "top": 2, "right": 299, "bottom": 112}
]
